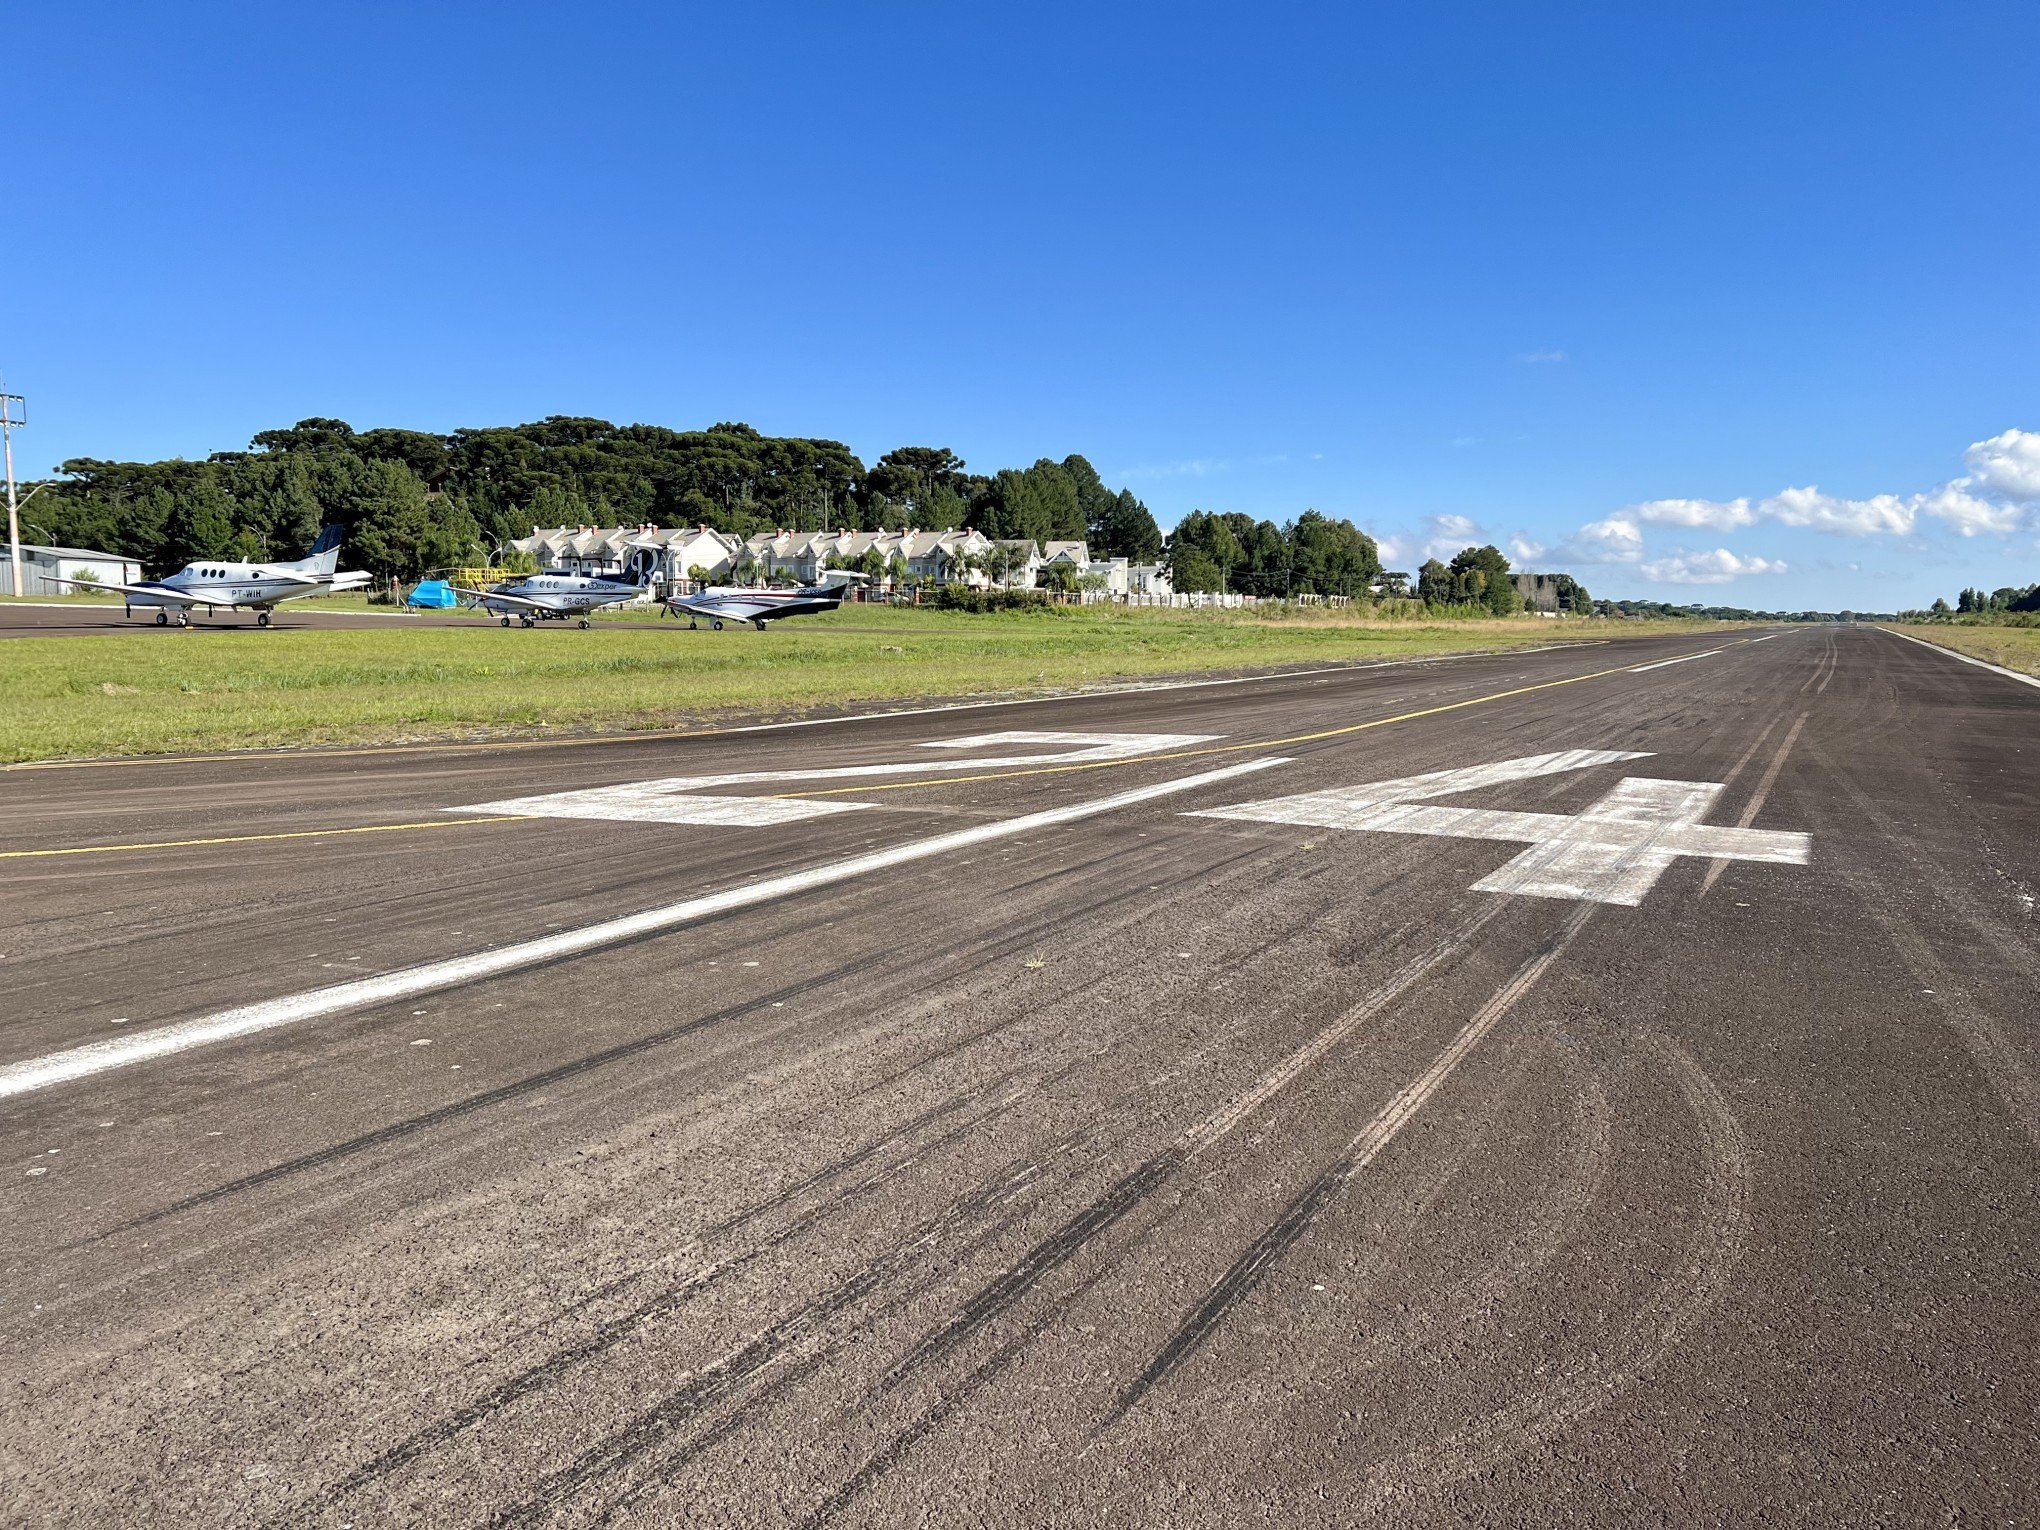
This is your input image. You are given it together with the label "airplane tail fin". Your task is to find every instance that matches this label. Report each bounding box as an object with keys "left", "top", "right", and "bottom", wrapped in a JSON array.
[
  {"left": 294, "top": 523, "right": 345, "bottom": 576},
  {"left": 812, "top": 569, "right": 867, "bottom": 596}
]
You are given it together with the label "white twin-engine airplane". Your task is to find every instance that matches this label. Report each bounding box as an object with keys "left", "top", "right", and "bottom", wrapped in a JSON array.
[
  {"left": 452, "top": 569, "right": 650, "bottom": 628},
  {"left": 56, "top": 524, "right": 371, "bottom": 627},
  {"left": 665, "top": 570, "right": 865, "bottom": 630}
]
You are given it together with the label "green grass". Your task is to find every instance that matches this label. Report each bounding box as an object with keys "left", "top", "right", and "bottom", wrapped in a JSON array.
[
  {"left": 0, "top": 604, "right": 1732, "bottom": 763},
  {"left": 1890, "top": 623, "right": 2040, "bottom": 679}
]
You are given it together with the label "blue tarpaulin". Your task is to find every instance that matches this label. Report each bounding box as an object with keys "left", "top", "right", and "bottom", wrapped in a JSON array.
[{"left": 407, "top": 579, "right": 458, "bottom": 609}]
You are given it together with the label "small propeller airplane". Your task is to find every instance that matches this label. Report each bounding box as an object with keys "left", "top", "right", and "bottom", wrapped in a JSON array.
[
  {"left": 664, "top": 570, "right": 866, "bottom": 630},
  {"left": 453, "top": 568, "right": 650, "bottom": 628},
  {"left": 52, "top": 524, "right": 371, "bottom": 627}
]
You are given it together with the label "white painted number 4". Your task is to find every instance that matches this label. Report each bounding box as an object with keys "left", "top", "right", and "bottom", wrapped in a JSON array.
[{"left": 1188, "top": 749, "right": 1810, "bottom": 906}]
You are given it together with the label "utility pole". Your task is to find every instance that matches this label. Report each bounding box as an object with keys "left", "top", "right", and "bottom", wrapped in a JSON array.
[{"left": 2, "top": 386, "right": 23, "bottom": 599}]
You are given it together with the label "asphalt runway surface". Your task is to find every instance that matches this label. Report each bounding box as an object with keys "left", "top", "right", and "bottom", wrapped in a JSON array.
[{"left": 3, "top": 626, "right": 2035, "bottom": 1527}]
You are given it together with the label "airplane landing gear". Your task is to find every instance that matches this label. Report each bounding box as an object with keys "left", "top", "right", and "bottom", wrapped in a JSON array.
[
  {"left": 753, "top": 618, "right": 769, "bottom": 631},
  {"left": 578, "top": 617, "right": 591, "bottom": 629},
  {"left": 710, "top": 618, "right": 725, "bottom": 631},
  {"left": 257, "top": 611, "right": 272, "bottom": 628},
  {"left": 688, "top": 619, "right": 698, "bottom": 629},
  {"left": 176, "top": 611, "right": 191, "bottom": 628},
  {"left": 500, "top": 615, "right": 512, "bottom": 627},
  {"left": 154, "top": 611, "right": 168, "bottom": 626},
  {"left": 521, "top": 616, "right": 536, "bottom": 628}
]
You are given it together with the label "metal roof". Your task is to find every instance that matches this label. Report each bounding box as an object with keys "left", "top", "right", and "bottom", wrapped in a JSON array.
[{"left": 1, "top": 542, "right": 139, "bottom": 562}]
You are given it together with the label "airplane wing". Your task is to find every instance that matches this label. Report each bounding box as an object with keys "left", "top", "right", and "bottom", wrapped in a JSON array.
[
  {"left": 451, "top": 586, "right": 549, "bottom": 611},
  {"left": 671, "top": 591, "right": 840, "bottom": 622},
  {"left": 329, "top": 571, "right": 373, "bottom": 590},
  {"left": 46, "top": 576, "right": 225, "bottom": 606}
]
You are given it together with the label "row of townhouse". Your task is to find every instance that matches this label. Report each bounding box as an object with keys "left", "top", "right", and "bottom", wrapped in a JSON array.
[{"left": 504, "top": 525, "right": 1172, "bottom": 596}]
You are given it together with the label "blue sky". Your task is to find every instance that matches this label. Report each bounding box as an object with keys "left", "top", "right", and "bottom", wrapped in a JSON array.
[{"left": 9, "top": 1, "right": 2037, "bottom": 608}]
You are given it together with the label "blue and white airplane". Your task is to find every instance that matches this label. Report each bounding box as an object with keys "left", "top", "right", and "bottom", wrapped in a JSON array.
[
  {"left": 56, "top": 525, "right": 371, "bottom": 627},
  {"left": 665, "top": 571, "right": 865, "bottom": 630},
  {"left": 453, "top": 569, "right": 650, "bottom": 628}
]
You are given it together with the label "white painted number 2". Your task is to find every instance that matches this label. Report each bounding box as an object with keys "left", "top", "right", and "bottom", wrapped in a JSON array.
[
  {"left": 1188, "top": 749, "right": 1811, "bottom": 906},
  {"left": 452, "top": 732, "right": 1218, "bottom": 828}
]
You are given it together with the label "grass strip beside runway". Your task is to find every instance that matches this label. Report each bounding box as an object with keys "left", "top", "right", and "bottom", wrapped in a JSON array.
[{"left": 0, "top": 605, "right": 1726, "bottom": 763}]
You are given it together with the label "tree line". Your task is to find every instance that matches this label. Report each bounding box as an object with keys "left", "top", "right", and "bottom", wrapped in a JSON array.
[
  {"left": 1925, "top": 583, "right": 2040, "bottom": 616},
  {"left": 23, "top": 417, "right": 1171, "bottom": 581},
  {"left": 1165, "top": 509, "right": 1389, "bottom": 598}
]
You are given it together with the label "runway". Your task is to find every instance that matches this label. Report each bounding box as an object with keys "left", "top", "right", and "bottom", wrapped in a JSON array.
[{"left": 2, "top": 626, "right": 2035, "bottom": 1526}]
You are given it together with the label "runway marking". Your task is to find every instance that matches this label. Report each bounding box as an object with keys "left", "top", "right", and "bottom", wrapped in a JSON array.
[
  {"left": 0, "top": 815, "right": 538, "bottom": 860},
  {"left": 0, "top": 758, "right": 1285, "bottom": 1100},
  {"left": 1881, "top": 626, "right": 2040, "bottom": 691},
  {"left": 1628, "top": 648, "right": 1724, "bottom": 672},
  {"left": 1701, "top": 713, "right": 1807, "bottom": 896},
  {"left": 782, "top": 645, "right": 1749, "bottom": 802},
  {"left": 450, "top": 732, "right": 1217, "bottom": 827},
  {"left": 1190, "top": 750, "right": 1810, "bottom": 905}
]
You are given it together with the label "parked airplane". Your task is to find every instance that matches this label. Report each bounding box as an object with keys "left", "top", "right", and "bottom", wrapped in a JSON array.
[
  {"left": 453, "top": 569, "right": 649, "bottom": 627},
  {"left": 664, "top": 571, "right": 866, "bottom": 630},
  {"left": 54, "top": 524, "right": 370, "bottom": 627}
]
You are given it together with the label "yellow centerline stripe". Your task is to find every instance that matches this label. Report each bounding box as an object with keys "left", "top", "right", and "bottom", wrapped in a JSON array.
[
  {"left": 774, "top": 649, "right": 1703, "bottom": 799},
  {"left": 0, "top": 815, "right": 536, "bottom": 860}
]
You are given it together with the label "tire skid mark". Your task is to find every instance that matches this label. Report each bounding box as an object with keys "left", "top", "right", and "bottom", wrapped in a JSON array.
[
  {"left": 1335, "top": 1045, "right": 1614, "bottom": 1381},
  {"left": 472, "top": 1139, "right": 1093, "bottom": 1530},
  {"left": 1700, "top": 712, "right": 1805, "bottom": 896},
  {"left": 101, "top": 953, "right": 900, "bottom": 1237},
  {"left": 281, "top": 1076, "right": 1083, "bottom": 1526},
  {"left": 786, "top": 1263, "right": 1119, "bottom": 1530},
  {"left": 284, "top": 849, "right": 1304, "bottom": 1521},
  {"left": 339, "top": 870, "right": 1445, "bottom": 1520},
  {"left": 100, "top": 844, "right": 1257, "bottom": 1246},
  {"left": 883, "top": 899, "right": 1512, "bottom": 1390},
  {"left": 476, "top": 842, "right": 1283, "bottom": 1350},
  {"left": 1351, "top": 1030, "right": 1752, "bottom": 1510},
  {"left": 1111, "top": 902, "right": 1595, "bottom": 1419}
]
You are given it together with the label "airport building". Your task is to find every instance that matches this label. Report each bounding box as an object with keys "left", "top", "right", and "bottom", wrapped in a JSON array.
[{"left": 0, "top": 541, "right": 143, "bottom": 597}]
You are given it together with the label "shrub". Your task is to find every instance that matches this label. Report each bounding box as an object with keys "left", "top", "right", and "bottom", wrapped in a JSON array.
[{"left": 932, "top": 586, "right": 1053, "bottom": 614}]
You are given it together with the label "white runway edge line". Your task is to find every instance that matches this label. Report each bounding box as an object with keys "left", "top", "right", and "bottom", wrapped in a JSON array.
[
  {"left": 1882, "top": 626, "right": 2040, "bottom": 692},
  {"left": 0, "top": 759, "right": 1287, "bottom": 1101},
  {"left": 1628, "top": 648, "right": 1725, "bottom": 673}
]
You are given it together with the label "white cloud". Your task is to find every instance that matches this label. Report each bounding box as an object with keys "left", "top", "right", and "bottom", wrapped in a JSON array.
[
  {"left": 1916, "top": 483, "right": 2025, "bottom": 537},
  {"left": 1508, "top": 536, "right": 1546, "bottom": 562},
  {"left": 1551, "top": 514, "right": 1644, "bottom": 564},
  {"left": 1629, "top": 496, "right": 1756, "bottom": 531},
  {"left": 1639, "top": 548, "right": 1788, "bottom": 585},
  {"left": 1963, "top": 428, "right": 2040, "bottom": 502},
  {"left": 1415, "top": 513, "right": 1485, "bottom": 560},
  {"left": 1759, "top": 484, "right": 1915, "bottom": 536},
  {"left": 1116, "top": 453, "right": 1292, "bottom": 481}
]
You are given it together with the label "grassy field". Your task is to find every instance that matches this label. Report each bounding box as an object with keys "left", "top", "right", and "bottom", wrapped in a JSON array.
[
  {"left": 1890, "top": 623, "right": 2040, "bottom": 679},
  {"left": 0, "top": 602, "right": 1732, "bottom": 763}
]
